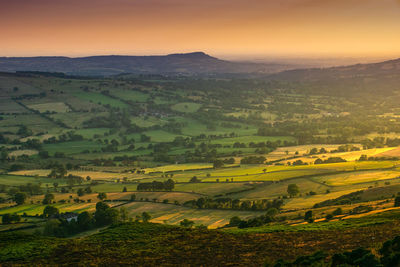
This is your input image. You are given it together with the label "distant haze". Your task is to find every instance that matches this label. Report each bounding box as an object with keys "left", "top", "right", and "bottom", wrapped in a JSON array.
[{"left": 1, "top": 0, "right": 400, "bottom": 59}]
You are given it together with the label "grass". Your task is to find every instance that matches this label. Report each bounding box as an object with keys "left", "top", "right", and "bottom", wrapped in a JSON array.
[
  {"left": 174, "top": 182, "right": 254, "bottom": 196},
  {"left": 0, "top": 203, "right": 97, "bottom": 216},
  {"left": 143, "top": 130, "right": 183, "bottom": 142},
  {"left": 72, "top": 91, "right": 128, "bottom": 108},
  {"left": 42, "top": 140, "right": 103, "bottom": 155},
  {"left": 145, "top": 163, "right": 213, "bottom": 173},
  {"left": 171, "top": 102, "right": 202, "bottom": 113},
  {"left": 312, "top": 170, "right": 400, "bottom": 186},
  {"left": 0, "top": 99, "right": 29, "bottom": 114},
  {"left": 27, "top": 102, "right": 70, "bottom": 113},
  {"left": 0, "top": 174, "right": 66, "bottom": 187},
  {"left": 122, "top": 201, "right": 265, "bottom": 228},
  {"left": 109, "top": 89, "right": 149, "bottom": 102},
  {"left": 9, "top": 170, "right": 140, "bottom": 181}
]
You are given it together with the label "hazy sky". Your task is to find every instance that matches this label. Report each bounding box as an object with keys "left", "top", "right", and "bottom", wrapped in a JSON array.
[{"left": 1, "top": 0, "right": 400, "bottom": 58}]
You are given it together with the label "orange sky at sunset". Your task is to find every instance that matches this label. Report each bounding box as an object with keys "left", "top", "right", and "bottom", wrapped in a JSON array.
[{"left": 1, "top": 0, "right": 400, "bottom": 59}]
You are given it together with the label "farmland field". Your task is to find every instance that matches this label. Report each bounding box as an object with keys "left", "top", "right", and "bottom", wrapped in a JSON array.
[
  {"left": 2, "top": 70, "right": 400, "bottom": 265},
  {"left": 122, "top": 202, "right": 265, "bottom": 228}
]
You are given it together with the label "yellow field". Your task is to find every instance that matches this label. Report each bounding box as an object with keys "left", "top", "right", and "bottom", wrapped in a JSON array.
[
  {"left": 265, "top": 144, "right": 352, "bottom": 161},
  {"left": 282, "top": 147, "right": 397, "bottom": 164},
  {"left": 122, "top": 201, "right": 265, "bottom": 228},
  {"left": 283, "top": 189, "right": 366, "bottom": 210},
  {"left": 315, "top": 170, "right": 400, "bottom": 186},
  {"left": 145, "top": 163, "right": 213, "bottom": 173}
]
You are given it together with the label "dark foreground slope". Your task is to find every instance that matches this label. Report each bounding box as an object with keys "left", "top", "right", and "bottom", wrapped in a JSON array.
[
  {"left": 0, "top": 52, "right": 288, "bottom": 76},
  {"left": 3, "top": 218, "right": 400, "bottom": 266}
]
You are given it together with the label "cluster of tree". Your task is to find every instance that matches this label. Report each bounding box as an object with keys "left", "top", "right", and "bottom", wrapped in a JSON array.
[
  {"left": 137, "top": 179, "right": 175, "bottom": 191},
  {"left": 77, "top": 186, "right": 92, "bottom": 196},
  {"left": 314, "top": 157, "right": 346, "bottom": 164},
  {"left": 358, "top": 155, "right": 399, "bottom": 161},
  {"left": 229, "top": 208, "right": 279, "bottom": 228},
  {"left": 43, "top": 131, "right": 84, "bottom": 144},
  {"left": 184, "top": 198, "right": 283, "bottom": 211},
  {"left": 288, "top": 160, "right": 308, "bottom": 166},
  {"left": 1, "top": 213, "right": 21, "bottom": 224},
  {"left": 12, "top": 183, "right": 42, "bottom": 196},
  {"left": 42, "top": 202, "right": 131, "bottom": 237},
  {"left": 240, "top": 156, "right": 266, "bottom": 164}
]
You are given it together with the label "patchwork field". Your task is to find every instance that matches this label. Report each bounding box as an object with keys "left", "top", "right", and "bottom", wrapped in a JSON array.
[{"left": 122, "top": 201, "right": 265, "bottom": 228}]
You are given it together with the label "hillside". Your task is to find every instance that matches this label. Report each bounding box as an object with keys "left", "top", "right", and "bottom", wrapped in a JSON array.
[
  {"left": 3, "top": 217, "right": 400, "bottom": 266},
  {"left": 267, "top": 57, "right": 400, "bottom": 96},
  {"left": 271, "top": 57, "right": 400, "bottom": 80},
  {"left": 0, "top": 52, "right": 290, "bottom": 76}
]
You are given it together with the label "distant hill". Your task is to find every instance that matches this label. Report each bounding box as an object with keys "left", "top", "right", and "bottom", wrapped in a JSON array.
[
  {"left": 268, "top": 57, "right": 400, "bottom": 96},
  {"left": 270, "top": 57, "right": 400, "bottom": 81},
  {"left": 0, "top": 52, "right": 291, "bottom": 76}
]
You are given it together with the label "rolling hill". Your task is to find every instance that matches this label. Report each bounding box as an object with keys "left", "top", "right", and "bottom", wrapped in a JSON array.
[{"left": 0, "top": 52, "right": 290, "bottom": 76}]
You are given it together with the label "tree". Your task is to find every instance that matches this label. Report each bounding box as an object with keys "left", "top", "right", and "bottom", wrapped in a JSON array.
[
  {"left": 189, "top": 176, "right": 200, "bottom": 183},
  {"left": 43, "top": 193, "right": 55, "bottom": 204},
  {"left": 287, "top": 184, "right": 299, "bottom": 197},
  {"left": 97, "top": 192, "right": 107, "bottom": 201},
  {"left": 305, "top": 210, "right": 313, "bottom": 222},
  {"left": 314, "top": 158, "right": 323, "bottom": 164},
  {"left": 394, "top": 196, "right": 400, "bottom": 207},
  {"left": 180, "top": 219, "right": 194, "bottom": 228},
  {"left": 142, "top": 212, "right": 151, "bottom": 223},
  {"left": 13, "top": 192, "right": 27, "bottom": 205},
  {"left": 43, "top": 205, "right": 59, "bottom": 218},
  {"left": 332, "top": 207, "right": 343, "bottom": 216},
  {"left": 77, "top": 211, "right": 93, "bottom": 230},
  {"left": 229, "top": 216, "right": 242, "bottom": 227},
  {"left": 213, "top": 160, "right": 224, "bottom": 169},
  {"left": 164, "top": 179, "right": 175, "bottom": 191},
  {"left": 120, "top": 207, "right": 128, "bottom": 222},
  {"left": 2, "top": 213, "right": 12, "bottom": 224},
  {"left": 0, "top": 150, "right": 8, "bottom": 162},
  {"left": 122, "top": 186, "right": 127, "bottom": 192},
  {"left": 43, "top": 219, "right": 61, "bottom": 236},
  {"left": 266, "top": 208, "right": 279, "bottom": 217},
  {"left": 130, "top": 194, "right": 136, "bottom": 202},
  {"left": 94, "top": 201, "right": 111, "bottom": 226},
  {"left": 77, "top": 188, "right": 85, "bottom": 197}
]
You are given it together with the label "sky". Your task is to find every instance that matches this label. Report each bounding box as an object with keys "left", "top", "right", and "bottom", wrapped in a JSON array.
[{"left": 1, "top": 0, "right": 400, "bottom": 59}]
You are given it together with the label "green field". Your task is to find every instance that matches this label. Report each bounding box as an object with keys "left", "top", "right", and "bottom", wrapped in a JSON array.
[
  {"left": 42, "top": 140, "right": 103, "bottom": 155},
  {"left": 171, "top": 102, "right": 202, "bottom": 113},
  {"left": 72, "top": 91, "right": 128, "bottom": 108}
]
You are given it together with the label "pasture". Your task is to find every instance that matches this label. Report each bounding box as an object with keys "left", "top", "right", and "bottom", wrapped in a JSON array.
[{"left": 122, "top": 201, "right": 265, "bottom": 228}]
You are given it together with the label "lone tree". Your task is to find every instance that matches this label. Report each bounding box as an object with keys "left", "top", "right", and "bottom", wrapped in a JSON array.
[
  {"left": 180, "top": 219, "right": 195, "bottom": 228},
  {"left": 305, "top": 210, "right": 314, "bottom": 223},
  {"left": 213, "top": 160, "right": 224, "bottom": 169},
  {"left": 42, "top": 193, "right": 55, "bottom": 204},
  {"left": 13, "top": 192, "right": 27, "bottom": 205},
  {"left": 97, "top": 192, "right": 107, "bottom": 201},
  {"left": 287, "top": 184, "right": 299, "bottom": 197},
  {"left": 395, "top": 196, "right": 400, "bottom": 207},
  {"left": 142, "top": 212, "right": 151, "bottom": 223},
  {"left": 43, "top": 205, "right": 59, "bottom": 218}
]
